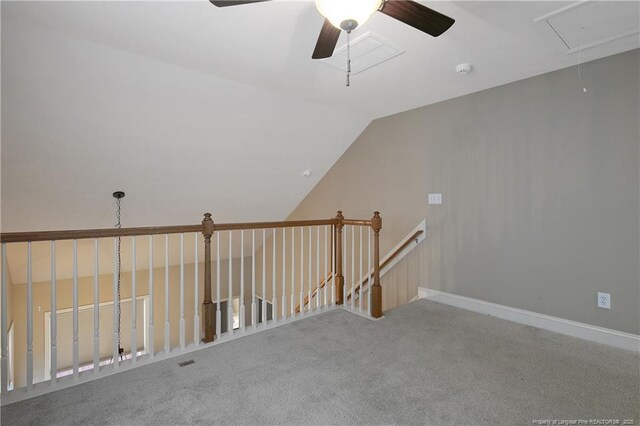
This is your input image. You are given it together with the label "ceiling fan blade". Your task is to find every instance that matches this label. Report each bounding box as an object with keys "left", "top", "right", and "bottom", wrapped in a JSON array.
[
  {"left": 209, "top": 0, "right": 272, "bottom": 7},
  {"left": 378, "top": 0, "right": 454, "bottom": 37},
  {"left": 312, "top": 19, "right": 342, "bottom": 59}
]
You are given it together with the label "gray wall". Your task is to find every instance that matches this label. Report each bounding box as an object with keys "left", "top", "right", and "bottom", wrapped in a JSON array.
[{"left": 288, "top": 49, "right": 640, "bottom": 335}]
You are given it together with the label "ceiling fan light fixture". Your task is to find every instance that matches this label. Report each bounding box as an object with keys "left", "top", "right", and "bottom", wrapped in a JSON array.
[{"left": 315, "top": 0, "right": 383, "bottom": 31}]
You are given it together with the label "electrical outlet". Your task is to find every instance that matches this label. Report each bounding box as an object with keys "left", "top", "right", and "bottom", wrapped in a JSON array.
[{"left": 597, "top": 292, "right": 611, "bottom": 309}]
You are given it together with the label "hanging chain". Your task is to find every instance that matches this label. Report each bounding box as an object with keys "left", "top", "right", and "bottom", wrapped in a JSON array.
[
  {"left": 346, "top": 30, "right": 352, "bottom": 87},
  {"left": 115, "top": 197, "right": 123, "bottom": 359},
  {"left": 577, "top": 27, "right": 587, "bottom": 93}
]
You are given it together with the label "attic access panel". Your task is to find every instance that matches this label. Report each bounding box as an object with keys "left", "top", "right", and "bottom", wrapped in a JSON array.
[
  {"left": 320, "top": 31, "right": 405, "bottom": 75},
  {"left": 534, "top": 1, "right": 640, "bottom": 54}
]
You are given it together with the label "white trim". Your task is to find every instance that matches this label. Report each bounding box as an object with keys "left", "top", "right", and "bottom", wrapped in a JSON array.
[{"left": 417, "top": 288, "right": 639, "bottom": 352}]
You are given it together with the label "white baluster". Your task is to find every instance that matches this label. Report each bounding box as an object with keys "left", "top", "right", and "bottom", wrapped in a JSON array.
[
  {"left": 316, "top": 226, "right": 320, "bottom": 309},
  {"left": 132, "top": 237, "right": 138, "bottom": 362},
  {"left": 290, "top": 228, "right": 295, "bottom": 317},
  {"left": 50, "top": 241, "right": 57, "bottom": 385},
  {"left": 251, "top": 230, "right": 256, "bottom": 329},
  {"left": 193, "top": 233, "right": 199, "bottom": 345},
  {"left": 149, "top": 236, "right": 154, "bottom": 357},
  {"left": 359, "top": 227, "right": 363, "bottom": 312},
  {"left": 262, "top": 229, "right": 267, "bottom": 325},
  {"left": 272, "top": 228, "right": 276, "bottom": 324},
  {"left": 164, "top": 235, "right": 170, "bottom": 354},
  {"left": 179, "top": 234, "right": 185, "bottom": 349},
  {"left": 307, "top": 227, "right": 311, "bottom": 313},
  {"left": 368, "top": 227, "right": 372, "bottom": 316},
  {"left": 332, "top": 226, "right": 336, "bottom": 306},
  {"left": 113, "top": 238, "right": 119, "bottom": 367},
  {"left": 228, "top": 231, "right": 233, "bottom": 336},
  {"left": 27, "top": 242, "right": 33, "bottom": 389},
  {"left": 1, "top": 243, "right": 8, "bottom": 393},
  {"left": 240, "top": 230, "right": 245, "bottom": 331},
  {"left": 343, "top": 227, "right": 347, "bottom": 306},
  {"left": 216, "top": 233, "right": 221, "bottom": 338},
  {"left": 93, "top": 239, "right": 100, "bottom": 374},
  {"left": 351, "top": 226, "right": 355, "bottom": 310},
  {"left": 299, "top": 227, "right": 304, "bottom": 315},
  {"left": 282, "top": 228, "right": 287, "bottom": 320},
  {"left": 323, "top": 226, "right": 328, "bottom": 309},
  {"left": 72, "top": 240, "right": 79, "bottom": 378}
]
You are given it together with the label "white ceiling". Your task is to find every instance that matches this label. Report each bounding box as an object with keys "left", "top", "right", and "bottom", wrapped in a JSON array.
[{"left": 2, "top": 0, "right": 638, "bottom": 240}]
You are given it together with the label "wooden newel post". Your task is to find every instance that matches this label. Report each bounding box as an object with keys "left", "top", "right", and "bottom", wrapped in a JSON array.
[
  {"left": 371, "top": 211, "right": 383, "bottom": 318},
  {"left": 334, "top": 210, "right": 345, "bottom": 305},
  {"left": 202, "top": 213, "right": 216, "bottom": 343}
]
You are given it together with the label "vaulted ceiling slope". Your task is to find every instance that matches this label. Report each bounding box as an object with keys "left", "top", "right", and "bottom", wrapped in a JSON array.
[
  {"left": 2, "top": 1, "right": 638, "bottom": 232},
  {"left": 1, "top": 6, "right": 372, "bottom": 232}
]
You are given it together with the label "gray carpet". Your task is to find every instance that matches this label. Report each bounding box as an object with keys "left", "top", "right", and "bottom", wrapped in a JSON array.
[{"left": 2, "top": 299, "right": 638, "bottom": 425}]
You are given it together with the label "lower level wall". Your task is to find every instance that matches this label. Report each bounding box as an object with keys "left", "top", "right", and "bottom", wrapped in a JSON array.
[
  {"left": 380, "top": 240, "right": 425, "bottom": 312},
  {"left": 10, "top": 259, "right": 250, "bottom": 388}
]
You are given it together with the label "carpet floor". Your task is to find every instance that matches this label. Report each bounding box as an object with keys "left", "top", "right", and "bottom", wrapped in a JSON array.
[{"left": 1, "top": 299, "right": 638, "bottom": 425}]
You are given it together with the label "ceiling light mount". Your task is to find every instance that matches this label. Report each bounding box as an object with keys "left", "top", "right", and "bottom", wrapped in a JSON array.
[
  {"left": 340, "top": 19, "right": 358, "bottom": 32},
  {"left": 211, "top": 0, "right": 455, "bottom": 63}
]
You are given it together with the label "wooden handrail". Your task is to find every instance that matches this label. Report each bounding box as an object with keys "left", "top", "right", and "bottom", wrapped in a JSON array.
[
  {"left": 1, "top": 210, "right": 383, "bottom": 369},
  {"left": 215, "top": 219, "right": 336, "bottom": 231},
  {"left": 298, "top": 215, "right": 419, "bottom": 313},
  {"left": 346, "top": 229, "right": 424, "bottom": 303},
  {"left": 0, "top": 218, "right": 338, "bottom": 243},
  {"left": 0, "top": 225, "right": 203, "bottom": 243},
  {"left": 342, "top": 219, "right": 372, "bottom": 226},
  {"left": 1, "top": 210, "right": 384, "bottom": 320}
]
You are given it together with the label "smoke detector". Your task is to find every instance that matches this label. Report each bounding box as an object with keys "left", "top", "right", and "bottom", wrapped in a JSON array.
[
  {"left": 302, "top": 169, "right": 312, "bottom": 177},
  {"left": 455, "top": 63, "right": 472, "bottom": 74}
]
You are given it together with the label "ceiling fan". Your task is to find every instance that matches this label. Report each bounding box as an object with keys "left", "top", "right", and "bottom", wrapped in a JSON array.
[{"left": 209, "top": 0, "right": 455, "bottom": 60}]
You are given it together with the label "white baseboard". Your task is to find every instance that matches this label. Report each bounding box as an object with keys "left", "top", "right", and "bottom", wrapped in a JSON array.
[{"left": 417, "top": 287, "right": 639, "bottom": 352}]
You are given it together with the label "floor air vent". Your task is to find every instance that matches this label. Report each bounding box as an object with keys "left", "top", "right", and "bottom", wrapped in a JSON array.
[
  {"left": 178, "top": 359, "right": 195, "bottom": 367},
  {"left": 321, "top": 32, "right": 405, "bottom": 75}
]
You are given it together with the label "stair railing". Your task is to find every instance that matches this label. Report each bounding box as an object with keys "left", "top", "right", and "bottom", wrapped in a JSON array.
[{"left": 0, "top": 210, "right": 382, "bottom": 403}]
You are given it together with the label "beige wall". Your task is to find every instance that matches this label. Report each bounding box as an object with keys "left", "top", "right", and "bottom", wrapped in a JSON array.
[
  {"left": 288, "top": 50, "right": 640, "bottom": 335},
  {"left": 10, "top": 258, "right": 251, "bottom": 388}
]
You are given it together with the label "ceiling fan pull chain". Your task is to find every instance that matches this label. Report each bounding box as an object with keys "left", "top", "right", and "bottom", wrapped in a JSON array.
[{"left": 346, "top": 30, "right": 351, "bottom": 87}]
